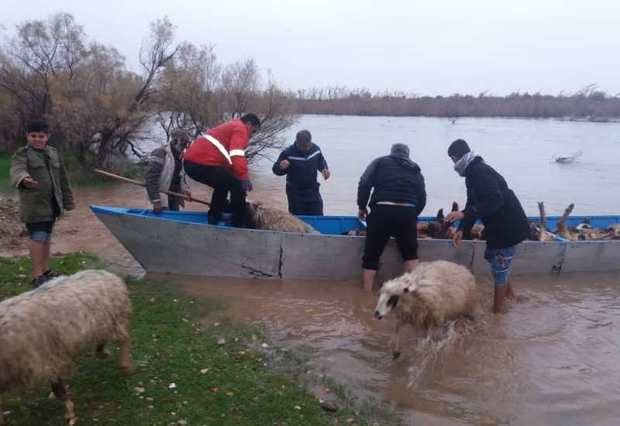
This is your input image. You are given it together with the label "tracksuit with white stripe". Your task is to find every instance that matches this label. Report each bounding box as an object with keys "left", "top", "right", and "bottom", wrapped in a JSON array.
[{"left": 272, "top": 143, "right": 329, "bottom": 215}]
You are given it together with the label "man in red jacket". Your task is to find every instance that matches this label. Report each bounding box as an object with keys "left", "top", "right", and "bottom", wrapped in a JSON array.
[{"left": 184, "top": 114, "right": 261, "bottom": 226}]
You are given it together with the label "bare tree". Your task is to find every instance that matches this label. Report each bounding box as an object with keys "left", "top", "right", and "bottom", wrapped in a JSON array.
[
  {"left": 245, "top": 77, "right": 296, "bottom": 162},
  {"left": 1, "top": 12, "right": 296, "bottom": 171},
  {"left": 156, "top": 54, "right": 296, "bottom": 162},
  {"left": 155, "top": 42, "right": 222, "bottom": 139},
  {"left": 94, "top": 17, "right": 179, "bottom": 168},
  {"left": 221, "top": 59, "right": 259, "bottom": 117},
  {"left": 0, "top": 13, "right": 87, "bottom": 149}
]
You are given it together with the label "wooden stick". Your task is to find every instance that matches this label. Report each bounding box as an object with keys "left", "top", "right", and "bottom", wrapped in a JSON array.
[
  {"left": 537, "top": 201, "right": 547, "bottom": 241},
  {"left": 94, "top": 169, "right": 211, "bottom": 206},
  {"left": 556, "top": 203, "right": 574, "bottom": 237}
]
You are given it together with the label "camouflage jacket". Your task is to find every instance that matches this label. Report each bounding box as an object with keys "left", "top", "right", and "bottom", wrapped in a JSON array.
[{"left": 10, "top": 145, "right": 75, "bottom": 223}]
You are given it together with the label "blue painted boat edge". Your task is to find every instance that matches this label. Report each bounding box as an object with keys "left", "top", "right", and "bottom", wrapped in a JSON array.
[
  {"left": 91, "top": 205, "right": 620, "bottom": 223},
  {"left": 90, "top": 205, "right": 620, "bottom": 236}
]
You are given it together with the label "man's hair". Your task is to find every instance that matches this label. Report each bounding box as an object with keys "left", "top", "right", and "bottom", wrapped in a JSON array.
[
  {"left": 448, "top": 139, "right": 471, "bottom": 159},
  {"left": 295, "top": 130, "right": 312, "bottom": 144},
  {"left": 27, "top": 119, "right": 49, "bottom": 134},
  {"left": 240, "top": 113, "right": 261, "bottom": 128},
  {"left": 390, "top": 143, "right": 410, "bottom": 157},
  {"left": 170, "top": 129, "right": 190, "bottom": 144}
]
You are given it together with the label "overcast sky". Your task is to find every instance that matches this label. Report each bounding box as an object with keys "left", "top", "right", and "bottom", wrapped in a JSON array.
[{"left": 3, "top": 0, "right": 619, "bottom": 96}]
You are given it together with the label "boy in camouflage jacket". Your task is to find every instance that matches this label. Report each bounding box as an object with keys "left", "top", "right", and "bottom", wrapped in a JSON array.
[{"left": 10, "top": 120, "right": 74, "bottom": 286}]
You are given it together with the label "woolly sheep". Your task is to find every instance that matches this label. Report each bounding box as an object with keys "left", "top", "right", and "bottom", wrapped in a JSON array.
[
  {"left": 244, "top": 201, "right": 317, "bottom": 233},
  {"left": 374, "top": 261, "right": 478, "bottom": 359},
  {"left": 0, "top": 269, "right": 132, "bottom": 425}
]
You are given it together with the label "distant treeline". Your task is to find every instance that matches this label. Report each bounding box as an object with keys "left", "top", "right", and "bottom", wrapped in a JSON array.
[{"left": 293, "top": 86, "right": 620, "bottom": 119}]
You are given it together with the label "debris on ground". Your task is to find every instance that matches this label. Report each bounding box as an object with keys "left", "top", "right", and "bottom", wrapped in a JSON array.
[{"left": 0, "top": 196, "right": 27, "bottom": 256}]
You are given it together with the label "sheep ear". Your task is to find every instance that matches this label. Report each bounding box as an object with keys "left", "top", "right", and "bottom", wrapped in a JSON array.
[
  {"left": 437, "top": 208, "right": 444, "bottom": 220},
  {"left": 452, "top": 201, "right": 459, "bottom": 212}
]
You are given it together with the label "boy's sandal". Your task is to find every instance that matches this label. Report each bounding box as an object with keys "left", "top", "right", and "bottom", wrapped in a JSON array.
[{"left": 43, "top": 269, "right": 60, "bottom": 278}]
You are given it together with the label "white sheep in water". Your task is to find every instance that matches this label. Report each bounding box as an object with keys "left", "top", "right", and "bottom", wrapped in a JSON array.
[
  {"left": 0, "top": 270, "right": 132, "bottom": 425},
  {"left": 374, "top": 261, "right": 479, "bottom": 359},
  {"left": 244, "top": 201, "right": 317, "bottom": 233}
]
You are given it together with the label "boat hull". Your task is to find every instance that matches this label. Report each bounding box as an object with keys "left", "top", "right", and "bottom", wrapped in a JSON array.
[{"left": 92, "top": 206, "right": 620, "bottom": 280}]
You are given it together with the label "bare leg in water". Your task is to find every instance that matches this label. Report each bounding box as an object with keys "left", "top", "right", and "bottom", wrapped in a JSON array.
[
  {"left": 505, "top": 281, "right": 516, "bottom": 299},
  {"left": 362, "top": 268, "right": 376, "bottom": 292},
  {"left": 404, "top": 259, "right": 418, "bottom": 273},
  {"left": 493, "top": 285, "right": 508, "bottom": 314}
]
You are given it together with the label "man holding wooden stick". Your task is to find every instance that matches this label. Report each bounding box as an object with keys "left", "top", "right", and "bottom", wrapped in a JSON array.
[{"left": 144, "top": 130, "right": 191, "bottom": 212}]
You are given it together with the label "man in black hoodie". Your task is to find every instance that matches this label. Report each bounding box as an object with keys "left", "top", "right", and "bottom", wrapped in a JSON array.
[
  {"left": 445, "top": 139, "right": 530, "bottom": 313},
  {"left": 357, "top": 143, "right": 426, "bottom": 292}
]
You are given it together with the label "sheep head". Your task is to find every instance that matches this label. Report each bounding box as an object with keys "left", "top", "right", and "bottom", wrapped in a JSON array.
[
  {"left": 374, "top": 278, "right": 413, "bottom": 319},
  {"left": 242, "top": 201, "right": 262, "bottom": 229}
]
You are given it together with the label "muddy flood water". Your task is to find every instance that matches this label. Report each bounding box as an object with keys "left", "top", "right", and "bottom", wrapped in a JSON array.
[
  {"left": 171, "top": 272, "right": 620, "bottom": 426},
  {"left": 3, "top": 115, "right": 620, "bottom": 424}
]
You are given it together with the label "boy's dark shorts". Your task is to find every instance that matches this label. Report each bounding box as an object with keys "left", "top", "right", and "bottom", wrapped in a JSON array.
[
  {"left": 362, "top": 205, "right": 418, "bottom": 270},
  {"left": 25, "top": 221, "right": 55, "bottom": 242}
]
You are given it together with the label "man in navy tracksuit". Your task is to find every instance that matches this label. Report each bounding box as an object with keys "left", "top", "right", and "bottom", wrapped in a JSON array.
[
  {"left": 445, "top": 139, "right": 530, "bottom": 314},
  {"left": 272, "top": 130, "right": 330, "bottom": 215}
]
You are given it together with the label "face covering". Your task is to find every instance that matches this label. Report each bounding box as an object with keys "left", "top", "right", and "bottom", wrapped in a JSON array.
[{"left": 454, "top": 151, "right": 478, "bottom": 176}]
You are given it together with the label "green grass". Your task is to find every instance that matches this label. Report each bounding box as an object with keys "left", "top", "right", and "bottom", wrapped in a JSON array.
[
  {"left": 0, "top": 152, "right": 11, "bottom": 192},
  {"left": 0, "top": 253, "right": 385, "bottom": 426}
]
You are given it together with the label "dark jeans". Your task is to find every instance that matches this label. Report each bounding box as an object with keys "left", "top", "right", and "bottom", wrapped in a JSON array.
[
  {"left": 184, "top": 161, "right": 247, "bottom": 226},
  {"left": 286, "top": 185, "right": 324, "bottom": 216},
  {"left": 362, "top": 205, "right": 418, "bottom": 270},
  {"left": 168, "top": 183, "right": 181, "bottom": 211}
]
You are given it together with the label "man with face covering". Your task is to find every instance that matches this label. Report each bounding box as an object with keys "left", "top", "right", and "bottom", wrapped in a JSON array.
[
  {"left": 272, "top": 130, "right": 330, "bottom": 215},
  {"left": 145, "top": 129, "right": 191, "bottom": 212},
  {"left": 357, "top": 143, "right": 426, "bottom": 292},
  {"left": 445, "top": 139, "right": 529, "bottom": 314}
]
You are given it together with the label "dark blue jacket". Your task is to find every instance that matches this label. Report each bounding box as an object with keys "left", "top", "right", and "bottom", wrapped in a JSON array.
[
  {"left": 357, "top": 154, "right": 426, "bottom": 216},
  {"left": 460, "top": 156, "right": 529, "bottom": 249},
  {"left": 272, "top": 143, "right": 328, "bottom": 191}
]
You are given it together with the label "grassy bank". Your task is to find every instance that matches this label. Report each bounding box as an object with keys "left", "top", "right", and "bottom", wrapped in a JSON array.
[{"left": 0, "top": 253, "right": 388, "bottom": 426}]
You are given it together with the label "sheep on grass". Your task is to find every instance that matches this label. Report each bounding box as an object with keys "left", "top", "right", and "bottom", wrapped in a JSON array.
[{"left": 0, "top": 269, "right": 132, "bottom": 425}]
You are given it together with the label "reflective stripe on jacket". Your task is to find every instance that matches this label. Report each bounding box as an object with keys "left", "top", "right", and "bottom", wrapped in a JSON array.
[{"left": 183, "top": 119, "right": 250, "bottom": 180}]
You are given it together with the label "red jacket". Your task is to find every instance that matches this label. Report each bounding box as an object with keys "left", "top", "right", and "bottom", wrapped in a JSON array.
[{"left": 184, "top": 119, "right": 251, "bottom": 180}]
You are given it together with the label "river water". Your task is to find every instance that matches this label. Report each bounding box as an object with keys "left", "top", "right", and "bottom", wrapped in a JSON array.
[
  {"left": 253, "top": 114, "right": 620, "bottom": 216},
  {"left": 6, "top": 115, "right": 620, "bottom": 425}
]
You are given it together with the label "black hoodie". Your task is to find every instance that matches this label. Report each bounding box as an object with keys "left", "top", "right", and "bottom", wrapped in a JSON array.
[
  {"left": 357, "top": 154, "right": 426, "bottom": 216},
  {"left": 460, "top": 156, "right": 529, "bottom": 249}
]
